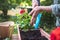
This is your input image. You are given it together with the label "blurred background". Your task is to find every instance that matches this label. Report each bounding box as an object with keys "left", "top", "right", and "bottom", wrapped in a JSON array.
[{"left": 0, "top": 0, "right": 55, "bottom": 33}]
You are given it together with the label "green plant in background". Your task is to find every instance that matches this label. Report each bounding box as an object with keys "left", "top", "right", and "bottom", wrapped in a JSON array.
[
  {"left": 20, "top": 0, "right": 32, "bottom": 6},
  {"left": 0, "top": 0, "right": 56, "bottom": 33},
  {"left": 41, "top": 0, "right": 53, "bottom": 6},
  {"left": 0, "top": 0, "right": 30, "bottom": 16},
  {"left": 0, "top": 0, "right": 21, "bottom": 16},
  {"left": 39, "top": 0, "right": 56, "bottom": 33},
  {"left": 13, "top": 24, "right": 18, "bottom": 34},
  {"left": 40, "top": 11, "right": 55, "bottom": 33},
  {"left": 16, "top": 13, "right": 34, "bottom": 30}
]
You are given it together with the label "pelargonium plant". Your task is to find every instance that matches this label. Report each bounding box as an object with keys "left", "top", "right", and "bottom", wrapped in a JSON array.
[{"left": 16, "top": 9, "right": 34, "bottom": 30}]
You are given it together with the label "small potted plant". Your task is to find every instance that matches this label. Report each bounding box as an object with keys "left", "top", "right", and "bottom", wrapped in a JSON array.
[{"left": 17, "top": 9, "right": 49, "bottom": 40}]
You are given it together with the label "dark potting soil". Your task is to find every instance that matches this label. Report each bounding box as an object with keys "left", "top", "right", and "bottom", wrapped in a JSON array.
[
  {"left": 20, "top": 29, "right": 48, "bottom": 40},
  {"left": 0, "top": 38, "right": 3, "bottom": 40}
]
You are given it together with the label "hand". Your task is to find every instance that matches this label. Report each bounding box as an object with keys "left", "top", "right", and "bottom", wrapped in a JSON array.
[{"left": 29, "top": 6, "right": 42, "bottom": 25}]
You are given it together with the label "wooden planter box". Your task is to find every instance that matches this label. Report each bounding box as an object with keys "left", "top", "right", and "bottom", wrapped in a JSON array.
[
  {"left": 17, "top": 26, "right": 50, "bottom": 40},
  {"left": 0, "top": 21, "right": 14, "bottom": 39}
]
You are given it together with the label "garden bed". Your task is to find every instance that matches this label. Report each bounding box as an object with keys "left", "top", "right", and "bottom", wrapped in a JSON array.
[{"left": 17, "top": 27, "right": 50, "bottom": 40}]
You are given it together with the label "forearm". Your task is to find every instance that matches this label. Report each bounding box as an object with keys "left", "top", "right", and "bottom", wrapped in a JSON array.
[
  {"left": 32, "top": 0, "right": 52, "bottom": 12},
  {"left": 39, "top": 6, "right": 52, "bottom": 12}
]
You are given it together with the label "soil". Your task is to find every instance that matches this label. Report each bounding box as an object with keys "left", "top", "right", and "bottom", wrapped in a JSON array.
[
  {"left": 0, "top": 38, "right": 3, "bottom": 40},
  {"left": 20, "top": 29, "right": 48, "bottom": 40}
]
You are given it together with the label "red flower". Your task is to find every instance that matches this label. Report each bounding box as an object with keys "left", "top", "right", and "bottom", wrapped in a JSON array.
[{"left": 20, "top": 9, "right": 25, "bottom": 14}]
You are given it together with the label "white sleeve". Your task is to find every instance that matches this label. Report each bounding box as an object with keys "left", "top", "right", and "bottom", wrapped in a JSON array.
[{"left": 51, "top": 4, "right": 60, "bottom": 16}]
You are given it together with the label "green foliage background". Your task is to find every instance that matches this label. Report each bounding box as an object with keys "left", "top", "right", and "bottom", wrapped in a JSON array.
[
  {"left": 40, "top": 0, "right": 56, "bottom": 33},
  {"left": 0, "top": 0, "right": 56, "bottom": 33}
]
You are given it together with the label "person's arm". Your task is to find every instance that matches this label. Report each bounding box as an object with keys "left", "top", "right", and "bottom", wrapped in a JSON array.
[
  {"left": 29, "top": 6, "right": 52, "bottom": 25},
  {"left": 51, "top": 4, "right": 60, "bottom": 16}
]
